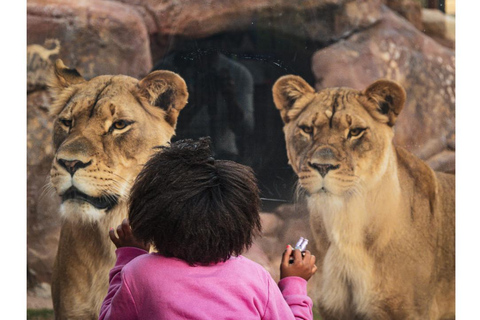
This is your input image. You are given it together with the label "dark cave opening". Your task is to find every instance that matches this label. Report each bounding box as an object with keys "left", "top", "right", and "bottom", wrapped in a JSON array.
[{"left": 151, "top": 29, "right": 324, "bottom": 209}]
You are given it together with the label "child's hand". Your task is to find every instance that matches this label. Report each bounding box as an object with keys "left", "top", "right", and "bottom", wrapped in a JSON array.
[
  {"left": 109, "top": 218, "right": 150, "bottom": 252},
  {"left": 280, "top": 245, "right": 317, "bottom": 281}
]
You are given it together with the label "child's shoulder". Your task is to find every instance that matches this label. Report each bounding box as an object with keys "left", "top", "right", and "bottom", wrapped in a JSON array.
[
  {"left": 223, "top": 256, "right": 276, "bottom": 293},
  {"left": 122, "top": 252, "right": 173, "bottom": 272},
  {"left": 229, "top": 255, "right": 272, "bottom": 279}
]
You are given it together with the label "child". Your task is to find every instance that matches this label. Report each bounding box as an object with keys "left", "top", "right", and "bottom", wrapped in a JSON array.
[{"left": 99, "top": 138, "right": 317, "bottom": 320}]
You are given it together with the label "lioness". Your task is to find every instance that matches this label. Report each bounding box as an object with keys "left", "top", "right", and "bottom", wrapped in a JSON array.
[
  {"left": 272, "top": 76, "right": 455, "bottom": 320},
  {"left": 48, "top": 60, "right": 188, "bottom": 319}
]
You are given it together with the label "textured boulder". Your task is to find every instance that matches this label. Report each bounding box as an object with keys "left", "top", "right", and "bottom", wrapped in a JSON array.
[
  {"left": 27, "top": 39, "right": 61, "bottom": 92},
  {"left": 27, "top": 90, "right": 61, "bottom": 294},
  {"left": 312, "top": 7, "right": 455, "bottom": 173},
  {"left": 116, "top": 0, "right": 385, "bottom": 62},
  {"left": 27, "top": 91, "right": 54, "bottom": 167},
  {"left": 422, "top": 8, "right": 455, "bottom": 49},
  {"left": 384, "top": 0, "right": 423, "bottom": 30},
  {"left": 120, "top": 0, "right": 382, "bottom": 40},
  {"left": 28, "top": 0, "right": 384, "bottom": 69},
  {"left": 27, "top": 0, "right": 152, "bottom": 79}
]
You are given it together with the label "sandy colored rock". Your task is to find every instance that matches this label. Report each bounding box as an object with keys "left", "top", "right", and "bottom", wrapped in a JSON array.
[
  {"left": 27, "top": 39, "right": 61, "bottom": 92},
  {"left": 422, "top": 8, "right": 455, "bottom": 49},
  {"left": 422, "top": 8, "right": 447, "bottom": 39},
  {"left": 426, "top": 150, "right": 455, "bottom": 174}
]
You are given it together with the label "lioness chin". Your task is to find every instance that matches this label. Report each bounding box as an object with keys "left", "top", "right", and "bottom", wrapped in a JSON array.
[
  {"left": 48, "top": 60, "right": 188, "bottom": 320},
  {"left": 273, "top": 75, "right": 455, "bottom": 320}
]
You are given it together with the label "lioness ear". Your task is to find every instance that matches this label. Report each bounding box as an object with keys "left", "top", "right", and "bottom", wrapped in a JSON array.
[
  {"left": 137, "top": 70, "right": 189, "bottom": 127},
  {"left": 49, "top": 59, "right": 85, "bottom": 95},
  {"left": 272, "top": 75, "right": 315, "bottom": 123},
  {"left": 364, "top": 79, "right": 406, "bottom": 126}
]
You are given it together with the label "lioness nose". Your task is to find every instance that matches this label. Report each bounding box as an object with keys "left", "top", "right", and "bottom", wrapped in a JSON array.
[
  {"left": 314, "top": 147, "right": 336, "bottom": 160},
  {"left": 308, "top": 162, "right": 340, "bottom": 178},
  {"left": 57, "top": 158, "right": 92, "bottom": 176}
]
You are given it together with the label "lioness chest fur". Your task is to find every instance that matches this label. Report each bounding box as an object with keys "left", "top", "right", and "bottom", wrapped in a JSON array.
[
  {"left": 48, "top": 60, "right": 188, "bottom": 320},
  {"left": 273, "top": 76, "right": 455, "bottom": 320}
]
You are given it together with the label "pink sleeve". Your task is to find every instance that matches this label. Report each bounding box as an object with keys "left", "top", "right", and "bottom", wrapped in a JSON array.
[
  {"left": 263, "top": 276, "right": 313, "bottom": 320},
  {"left": 98, "top": 247, "right": 148, "bottom": 320}
]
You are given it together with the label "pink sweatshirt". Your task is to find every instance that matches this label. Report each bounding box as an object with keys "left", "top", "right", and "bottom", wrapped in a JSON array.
[{"left": 99, "top": 247, "right": 313, "bottom": 320}]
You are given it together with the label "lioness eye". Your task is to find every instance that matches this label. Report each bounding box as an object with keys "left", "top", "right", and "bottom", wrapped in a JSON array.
[
  {"left": 112, "top": 120, "right": 128, "bottom": 130},
  {"left": 60, "top": 119, "right": 72, "bottom": 128},
  {"left": 349, "top": 128, "right": 366, "bottom": 138},
  {"left": 300, "top": 125, "right": 313, "bottom": 135}
]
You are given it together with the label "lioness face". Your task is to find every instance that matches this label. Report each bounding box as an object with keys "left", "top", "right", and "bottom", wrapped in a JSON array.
[
  {"left": 273, "top": 76, "right": 406, "bottom": 197},
  {"left": 49, "top": 60, "right": 188, "bottom": 221}
]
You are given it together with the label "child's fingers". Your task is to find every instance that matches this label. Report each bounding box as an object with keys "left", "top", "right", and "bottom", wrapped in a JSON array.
[
  {"left": 303, "top": 250, "right": 312, "bottom": 264},
  {"left": 109, "top": 228, "right": 120, "bottom": 247},
  {"left": 121, "top": 218, "right": 132, "bottom": 236},
  {"left": 308, "top": 253, "right": 317, "bottom": 275},
  {"left": 281, "top": 245, "right": 293, "bottom": 266},
  {"left": 292, "top": 249, "right": 302, "bottom": 264},
  {"left": 116, "top": 224, "right": 125, "bottom": 239}
]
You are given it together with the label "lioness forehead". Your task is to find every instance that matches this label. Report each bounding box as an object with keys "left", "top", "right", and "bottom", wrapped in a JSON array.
[
  {"left": 52, "top": 75, "right": 156, "bottom": 120},
  {"left": 297, "top": 88, "right": 369, "bottom": 126},
  {"left": 87, "top": 76, "right": 138, "bottom": 98}
]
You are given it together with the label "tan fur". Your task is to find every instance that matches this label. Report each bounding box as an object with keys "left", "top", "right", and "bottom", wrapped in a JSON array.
[
  {"left": 48, "top": 60, "right": 188, "bottom": 319},
  {"left": 273, "top": 75, "right": 455, "bottom": 320}
]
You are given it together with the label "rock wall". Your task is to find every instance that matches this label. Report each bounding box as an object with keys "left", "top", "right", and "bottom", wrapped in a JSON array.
[
  {"left": 26, "top": 0, "right": 455, "bottom": 309},
  {"left": 28, "top": 0, "right": 152, "bottom": 79}
]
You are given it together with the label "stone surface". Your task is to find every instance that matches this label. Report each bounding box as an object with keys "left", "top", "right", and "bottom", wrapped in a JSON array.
[
  {"left": 27, "top": 156, "right": 61, "bottom": 290},
  {"left": 27, "top": 0, "right": 152, "bottom": 79},
  {"left": 120, "top": 0, "right": 382, "bottom": 41},
  {"left": 426, "top": 150, "right": 455, "bottom": 173},
  {"left": 27, "top": 39, "right": 61, "bottom": 92},
  {"left": 312, "top": 7, "right": 455, "bottom": 173},
  {"left": 27, "top": 287, "right": 54, "bottom": 309},
  {"left": 422, "top": 8, "right": 447, "bottom": 38},
  {"left": 114, "top": 0, "right": 383, "bottom": 62},
  {"left": 27, "top": 88, "right": 62, "bottom": 291},
  {"left": 422, "top": 8, "right": 455, "bottom": 49},
  {"left": 385, "top": 0, "right": 423, "bottom": 30},
  {"left": 27, "top": 91, "right": 54, "bottom": 166}
]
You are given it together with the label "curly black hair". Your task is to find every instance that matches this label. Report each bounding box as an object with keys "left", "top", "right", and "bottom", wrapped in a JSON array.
[{"left": 128, "top": 137, "right": 262, "bottom": 265}]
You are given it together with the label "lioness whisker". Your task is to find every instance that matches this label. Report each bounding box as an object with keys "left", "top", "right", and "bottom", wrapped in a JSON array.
[
  {"left": 39, "top": 180, "right": 58, "bottom": 201},
  {"left": 110, "top": 172, "right": 131, "bottom": 184}
]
